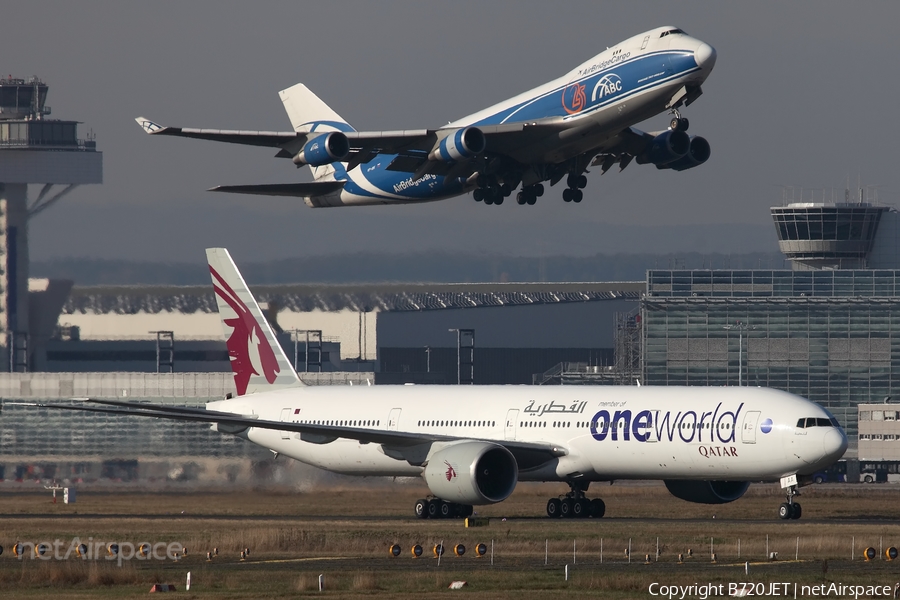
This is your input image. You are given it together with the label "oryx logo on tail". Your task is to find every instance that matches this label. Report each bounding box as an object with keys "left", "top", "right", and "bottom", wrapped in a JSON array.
[{"left": 210, "top": 266, "right": 281, "bottom": 395}]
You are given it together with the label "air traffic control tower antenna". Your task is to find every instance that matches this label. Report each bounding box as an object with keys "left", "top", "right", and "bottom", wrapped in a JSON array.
[{"left": 0, "top": 76, "right": 102, "bottom": 370}]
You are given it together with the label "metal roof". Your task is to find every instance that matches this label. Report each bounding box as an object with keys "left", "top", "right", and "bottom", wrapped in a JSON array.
[{"left": 64, "top": 282, "right": 645, "bottom": 315}]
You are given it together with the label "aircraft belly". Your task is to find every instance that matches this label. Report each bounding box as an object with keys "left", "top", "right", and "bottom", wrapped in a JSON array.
[{"left": 248, "top": 428, "right": 421, "bottom": 476}]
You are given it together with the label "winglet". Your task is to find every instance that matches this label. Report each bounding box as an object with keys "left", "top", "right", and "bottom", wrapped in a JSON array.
[
  {"left": 206, "top": 248, "right": 303, "bottom": 395},
  {"left": 135, "top": 116, "right": 165, "bottom": 134}
]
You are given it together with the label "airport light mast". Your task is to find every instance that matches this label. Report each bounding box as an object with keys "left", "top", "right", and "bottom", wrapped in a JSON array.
[{"left": 0, "top": 76, "right": 102, "bottom": 370}]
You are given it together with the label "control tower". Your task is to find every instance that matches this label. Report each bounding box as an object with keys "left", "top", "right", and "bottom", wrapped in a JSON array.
[
  {"left": 771, "top": 186, "right": 900, "bottom": 270},
  {"left": 0, "top": 76, "right": 102, "bottom": 369}
]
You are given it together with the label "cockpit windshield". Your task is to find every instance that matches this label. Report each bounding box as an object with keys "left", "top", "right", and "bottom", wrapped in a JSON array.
[
  {"left": 659, "top": 29, "right": 685, "bottom": 38},
  {"left": 796, "top": 417, "right": 840, "bottom": 429}
]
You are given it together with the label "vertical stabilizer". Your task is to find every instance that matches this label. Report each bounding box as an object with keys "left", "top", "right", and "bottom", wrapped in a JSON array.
[
  {"left": 206, "top": 248, "right": 302, "bottom": 396},
  {"left": 279, "top": 83, "right": 355, "bottom": 180}
]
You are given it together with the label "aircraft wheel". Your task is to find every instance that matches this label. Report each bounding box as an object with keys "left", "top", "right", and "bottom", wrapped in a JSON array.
[
  {"left": 516, "top": 192, "right": 527, "bottom": 205},
  {"left": 560, "top": 498, "right": 574, "bottom": 518},
  {"left": 494, "top": 193, "right": 504, "bottom": 205},
  {"left": 778, "top": 502, "right": 792, "bottom": 520},
  {"left": 547, "top": 498, "right": 562, "bottom": 518},
  {"left": 577, "top": 175, "right": 588, "bottom": 189},
  {"left": 563, "top": 189, "right": 573, "bottom": 202},
  {"left": 483, "top": 192, "right": 494, "bottom": 205},
  {"left": 415, "top": 499, "right": 428, "bottom": 519},
  {"left": 459, "top": 504, "right": 474, "bottom": 518},
  {"left": 427, "top": 499, "right": 441, "bottom": 519},
  {"left": 572, "top": 189, "right": 583, "bottom": 203},
  {"left": 526, "top": 194, "right": 537, "bottom": 206},
  {"left": 566, "top": 174, "right": 579, "bottom": 188},
  {"left": 572, "top": 499, "right": 590, "bottom": 518},
  {"left": 500, "top": 183, "right": 513, "bottom": 197},
  {"left": 590, "top": 498, "right": 606, "bottom": 518},
  {"left": 439, "top": 501, "right": 452, "bottom": 519},
  {"left": 670, "top": 117, "right": 689, "bottom": 131},
  {"left": 790, "top": 503, "right": 802, "bottom": 520},
  {"left": 473, "top": 189, "right": 484, "bottom": 202},
  {"left": 534, "top": 183, "right": 544, "bottom": 196}
]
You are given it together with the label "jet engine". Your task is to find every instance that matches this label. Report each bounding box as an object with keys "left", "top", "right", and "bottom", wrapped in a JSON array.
[
  {"left": 428, "top": 127, "right": 486, "bottom": 162},
  {"left": 292, "top": 132, "right": 350, "bottom": 166},
  {"left": 637, "top": 129, "right": 690, "bottom": 166},
  {"left": 659, "top": 136, "right": 711, "bottom": 171},
  {"left": 664, "top": 480, "right": 750, "bottom": 504},
  {"left": 423, "top": 441, "right": 518, "bottom": 505}
]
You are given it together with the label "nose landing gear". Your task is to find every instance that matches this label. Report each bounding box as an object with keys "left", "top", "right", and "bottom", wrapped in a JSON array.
[
  {"left": 778, "top": 475, "right": 802, "bottom": 520},
  {"left": 669, "top": 108, "right": 690, "bottom": 132}
]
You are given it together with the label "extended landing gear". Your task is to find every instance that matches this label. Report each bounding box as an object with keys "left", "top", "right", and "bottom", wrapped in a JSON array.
[
  {"left": 473, "top": 176, "right": 514, "bottom": 206},
  {"left": 778, "top": 475, "right": 802, "bottom": 520},
  {"left": 562, "top": 173, "right": 587, "bottom": 203},
  {"left": 516, "top": 183, "right": 543, "bottom": 206},
  {"left": 669, "top": 109, "right": 690, "bottom": 132},
  {"left": 546, "top": 482, "right": 605, "bottom": 519},
  {"left": 415, "top": 497, "right": 474, "bottom": 520}
]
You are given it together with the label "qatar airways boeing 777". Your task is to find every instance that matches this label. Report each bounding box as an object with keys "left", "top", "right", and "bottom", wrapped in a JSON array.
[
  {"left": 19, "top": 249, "right": 847, "bottom": 521},
  {"left": 135, "top": 26, "right": 716, "bottom": 208}
]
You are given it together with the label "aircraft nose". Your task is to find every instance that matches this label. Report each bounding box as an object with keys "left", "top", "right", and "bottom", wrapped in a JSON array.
[
  {"left": 823, "top": 428, "right": 848, "bottom": 461},
  {"left": 694, "top": 42, "right": 717, "bottom": 72}
]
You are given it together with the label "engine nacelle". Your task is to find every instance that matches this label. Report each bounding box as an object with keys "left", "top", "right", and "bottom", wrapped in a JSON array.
[
  {"left": 659, "top": 136, "right": 711, "bottom": 171},
  {"left": 429, "top": 127, "right": 486, "bottom": 162},
  {"left": 293, "top": 132, "right": 350, "bottom": 166},
  {"left": 664, "top": 480, "right": 750, "bottom": 504},
  {"left": 637, "top": 129, "right": 691, "bottom": 166},
  {"left": 423, "top": 441, "right": 517, "bottom": 505}
]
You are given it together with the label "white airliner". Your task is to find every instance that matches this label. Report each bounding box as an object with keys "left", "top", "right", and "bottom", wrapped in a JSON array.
[
  {"left": 135, "top": 26, "right": 717, "bottom": 208},
  {"left": 22, "top": 249, "right": 847, "bottom": 521}
]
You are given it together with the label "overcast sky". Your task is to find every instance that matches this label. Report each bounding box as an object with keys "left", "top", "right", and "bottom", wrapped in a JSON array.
[{"left": 5, "top": 1, "right": 899, "bottom": 262}]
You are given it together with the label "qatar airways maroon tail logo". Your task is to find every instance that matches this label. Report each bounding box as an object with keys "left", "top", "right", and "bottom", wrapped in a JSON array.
[
  {"left": 210, "top": 266, "right": 280, "bottom": 395},
  {"left": 444, "top": 461, "right": 457, "bottom": 482}
]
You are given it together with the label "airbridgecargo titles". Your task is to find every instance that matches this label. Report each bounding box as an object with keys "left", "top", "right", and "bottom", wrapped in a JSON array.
[{"left": 19, "top": 249, "right": 847, "bottom": 522}]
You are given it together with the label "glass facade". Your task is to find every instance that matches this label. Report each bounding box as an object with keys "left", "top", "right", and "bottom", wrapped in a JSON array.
[{"left": 644, "top": 270, "right": 900, "bottom": 435}]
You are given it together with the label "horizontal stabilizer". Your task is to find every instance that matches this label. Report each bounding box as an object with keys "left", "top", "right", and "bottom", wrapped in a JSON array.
[{"left": 208, "top": 181, "right": 345, "bottom": 197}]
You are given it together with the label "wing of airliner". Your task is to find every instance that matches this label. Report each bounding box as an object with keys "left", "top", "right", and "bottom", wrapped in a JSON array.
[
  {"left": 135, "top": 116, "right": 562, "bottom": 175},
  {"left": 12, "top": 398, "right": 565, "bottom": 469}
]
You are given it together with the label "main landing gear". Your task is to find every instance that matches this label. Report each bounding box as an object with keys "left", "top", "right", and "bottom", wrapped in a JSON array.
[
  {"left": 414, "top": 497, "right": 474, "bottom": 519},
  {"left": 546, "top": 482, "right": 605, "bottom": 519},
  {"left": 669, "top": 108, "right": 690, "bottom": 132},
  {"left": 473, "top": 182, "right": 513, "bottom": 205},
  {"left": 778, "top": 476, "right": 802, "bottom": 520},
  {"left": 516, "top": 183, "right": 543, "bottom": 205},
  {"left": 562, "top": 173, "right": 587, "bottom": 203}
]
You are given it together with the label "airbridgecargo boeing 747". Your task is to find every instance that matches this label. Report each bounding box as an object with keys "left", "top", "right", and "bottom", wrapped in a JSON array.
[
  {"left": 19, "top": 249, "right": 847, "bottom": 520},
  {"left": 135, "top": 26, "right": 717, "bottom": 208}
]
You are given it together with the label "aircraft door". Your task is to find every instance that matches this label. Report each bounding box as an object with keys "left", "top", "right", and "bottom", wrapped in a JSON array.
[
  {"left": 640, "top": 35, "right": 650, "bottom": 50},
  {"left": 388, "top": 408, "right": 401, "bottom": 431},
  {"left": 741, "top": 411, "right": 760, "bottom": 444},
  {"left": 505, "top": 409, "right": 519, "bottom": 441},
  {"left": 280, "top": 408, "right": 293, "bottom": 440}
]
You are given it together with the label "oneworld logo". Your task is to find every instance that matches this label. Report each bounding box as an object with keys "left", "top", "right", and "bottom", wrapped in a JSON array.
[
  {"left": 589, "top": 402, "right": 743, "bottom": 444},
  {"left": 760, "top": 418, "right": 773, "bottom": 434},
  {"left": 591, "top": 74, "right": 623, "bottom": 102}
]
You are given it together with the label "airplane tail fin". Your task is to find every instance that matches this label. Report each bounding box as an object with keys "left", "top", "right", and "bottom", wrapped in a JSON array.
[
  {"left": 279, "top": 82, "right": 356, "bottom": 180},
  {"left": 206, "top": 248, "right": 303, "bottom": 396}
]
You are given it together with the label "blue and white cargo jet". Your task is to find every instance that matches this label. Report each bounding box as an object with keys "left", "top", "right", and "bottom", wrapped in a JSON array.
[
  {"left": 135, "top": 26, "right": 717, "bottom": 208},
  {"left": 17, "top": 249, "right": 847, "bottom": 521}
]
